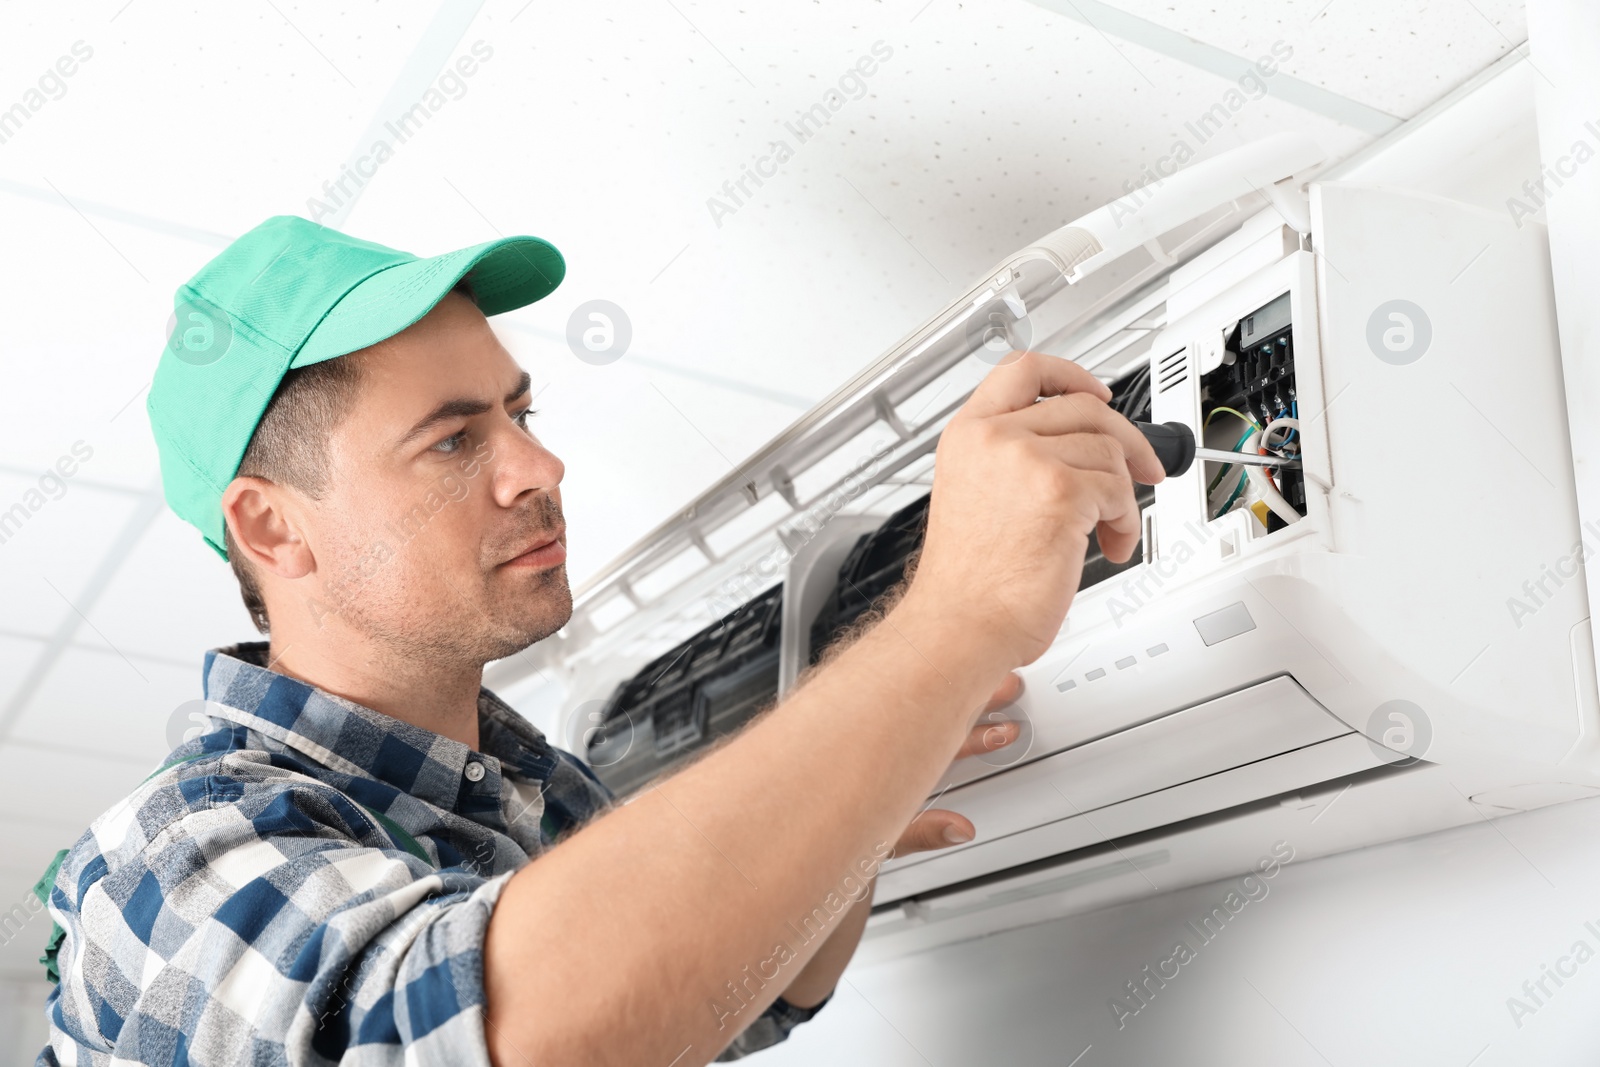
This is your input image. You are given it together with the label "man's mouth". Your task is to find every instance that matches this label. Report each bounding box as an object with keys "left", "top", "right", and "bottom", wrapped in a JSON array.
[{"left": 501, "top": 527, "right": 567, "bottom": 570}]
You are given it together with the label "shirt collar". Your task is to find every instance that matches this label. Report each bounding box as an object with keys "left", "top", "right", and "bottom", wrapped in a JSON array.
[{"left": 200, "top": 641, "right": 563, "bottom": 814}]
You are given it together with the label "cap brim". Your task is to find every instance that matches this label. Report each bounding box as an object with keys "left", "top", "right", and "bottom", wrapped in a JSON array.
[{"left": 291, "top": 234, "right": 564, "bottom": 368}]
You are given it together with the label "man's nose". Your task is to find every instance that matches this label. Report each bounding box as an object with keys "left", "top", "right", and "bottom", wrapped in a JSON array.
[{"left": 490, "top": 426, "right": 564, "bottom": 508}]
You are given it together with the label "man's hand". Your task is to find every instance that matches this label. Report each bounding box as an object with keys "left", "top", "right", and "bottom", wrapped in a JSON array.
[
  {"left": 902, "top": 350, "right": 1165, "bottom": 671},
  {"left": 889, "top": 671, "right": 1024, "bottom": 856}
]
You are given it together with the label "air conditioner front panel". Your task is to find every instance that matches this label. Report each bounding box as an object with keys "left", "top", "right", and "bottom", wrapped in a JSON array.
[
  {"left": 875, "top": 675, "right": 1356, "bottom": 900},
  {"left": 876, "top": 718, "right": 1396, "bottom": 904},
  {"left": 931, "top": 566, "right": 1352, "bottom": 797}
]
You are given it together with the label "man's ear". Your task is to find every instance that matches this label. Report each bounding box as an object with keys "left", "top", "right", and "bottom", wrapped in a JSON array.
[{"left": 221, "top": 475, "right": 314, "bottom": 580}]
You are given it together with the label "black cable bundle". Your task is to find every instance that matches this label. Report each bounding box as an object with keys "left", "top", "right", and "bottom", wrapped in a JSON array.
[{"left": 1109, "top": 362, "right": 1152, "bottom": 422}]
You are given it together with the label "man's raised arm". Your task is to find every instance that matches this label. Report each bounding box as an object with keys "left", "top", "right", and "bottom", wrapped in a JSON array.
[{"left": 482, "top": 352, "right": 1165, "bottom": 1066}]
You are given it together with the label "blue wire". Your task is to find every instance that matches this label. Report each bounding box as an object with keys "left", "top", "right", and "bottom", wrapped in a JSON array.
[{"left": 1269, "top": 403, "right": 1298, "bottom": 448}]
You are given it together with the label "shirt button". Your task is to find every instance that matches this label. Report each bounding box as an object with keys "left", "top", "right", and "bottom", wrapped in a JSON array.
[{"left": 464, "top": 762, "right": 486, "bottom": 783}]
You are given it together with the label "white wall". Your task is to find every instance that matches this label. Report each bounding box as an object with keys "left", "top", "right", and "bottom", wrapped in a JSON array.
[{"left": 756, "top": 793, "right": 1600, "bottom": 1066}]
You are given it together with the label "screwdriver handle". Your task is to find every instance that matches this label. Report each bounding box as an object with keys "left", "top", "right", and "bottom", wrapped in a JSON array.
[{"left": 1134, "top": 421, "right": 1196, "bottom": 477}]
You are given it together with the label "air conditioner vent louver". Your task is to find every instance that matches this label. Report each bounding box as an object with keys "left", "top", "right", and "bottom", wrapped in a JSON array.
[{"left": 1156, "top": 348, "right": 1188, "bottom": 394}]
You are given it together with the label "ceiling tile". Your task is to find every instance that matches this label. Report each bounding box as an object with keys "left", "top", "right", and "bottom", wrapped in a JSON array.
[
  {"left": 1084, "top": 0, "right": 1526, "bottom": 119},
  {"left": 85, "top": 508, "right": 260, "bottom": 664},
  {"left": 0, "top": 477, "right": 144, "bottom": 638},
  {"left": 8, "top": 648, "right": 198, "bottom": 768},
  {"left": 0, "top": 744, "right": 151, "bottom": 861},
  {"left": 0, "top": 2, "right": 443, "bottom": 238},
  {"left": 0, "top": 204, "right": 220, "bottom": 493}
]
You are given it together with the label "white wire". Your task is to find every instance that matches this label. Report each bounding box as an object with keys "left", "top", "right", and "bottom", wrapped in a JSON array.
[
  {"left": 1261, "top": 416, "right": 1300, "bottom": 451},
  {"left": 1242, "top": 428, "right": 1302, "bottom": 525},
  {"left": 1209, "top": 457, "right": 1247, "bottom": 514}
]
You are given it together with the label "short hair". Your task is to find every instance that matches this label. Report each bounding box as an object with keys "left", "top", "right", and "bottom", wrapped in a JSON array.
[{"left": 223, "top": 279, "right": 477, "bottom": 633}]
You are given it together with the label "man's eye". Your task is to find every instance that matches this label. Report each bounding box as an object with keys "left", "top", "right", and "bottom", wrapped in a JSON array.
[
  {"left": 514, "top": 408, "right": 537, "bottom": 431},
  {"left": 432, "top": 430, "right": 467, "bottom": 454}
]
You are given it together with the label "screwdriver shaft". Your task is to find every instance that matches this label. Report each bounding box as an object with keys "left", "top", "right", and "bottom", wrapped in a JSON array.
[{"left": 1193, "top": 446, "right": 1300, "bottom": 469}]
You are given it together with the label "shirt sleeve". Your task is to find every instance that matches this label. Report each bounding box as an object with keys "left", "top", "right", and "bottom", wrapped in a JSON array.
[
  {"left": 712, "top": 993, "right": 832, "bottom": 1060},
  {"left": 44, "top": 758, "right": 506, "bottom": 1067}
]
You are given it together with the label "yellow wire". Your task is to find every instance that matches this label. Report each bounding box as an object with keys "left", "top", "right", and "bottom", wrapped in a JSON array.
[
  {"left": 1204, "top": 406, "right": 1260, "bottom": 431},
  {"left": 1204, "top": 407, "right": 1263, "bottom": 500}
]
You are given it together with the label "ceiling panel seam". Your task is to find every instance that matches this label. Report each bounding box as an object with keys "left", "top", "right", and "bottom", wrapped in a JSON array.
[
  {"left": 1027, "top": 0, "right": 1404, "bottom": 135},
  {"left": 0, "top": 480, "right": 165, "bottom": 743},
  {"left": 496, "top": 321, "right": 819, "bottom": 409},
  {"left": 0, "top": 175, "right": 233, "bottom": 247},
  {"left": 0, "top": 627, "right": 196, "bottom": 670},
  {"left": 317, "top": 0, "right": 489, "bottom": 232}
]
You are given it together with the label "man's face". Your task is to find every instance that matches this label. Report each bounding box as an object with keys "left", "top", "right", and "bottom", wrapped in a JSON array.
[{"left": 296, "top": 291, "right": 570, "bottom": 666}]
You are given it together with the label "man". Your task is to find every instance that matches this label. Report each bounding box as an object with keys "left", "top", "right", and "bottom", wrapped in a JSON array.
[{"left": 37, "top": 215, "right": 1161, "bottom": 1065}]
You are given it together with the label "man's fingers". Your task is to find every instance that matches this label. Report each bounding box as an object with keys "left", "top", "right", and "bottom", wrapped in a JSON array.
[
  {"left": 1009, "top": 392, "right": 1166, "bottom": 485},
  {"left": 982, "top": 671, "right": 1024, "bottom": 711},
  {"left": 1030, "top": 441, "right": 1144, "bottom": 552},
  {"left": 955, "top": 717, "right": 1020, "bottom": 760},
  {"left": 960, "top": 351, "right": 1112, "bottom": 420},
  {"left": 1036, "top": 430, "right": 1132, "bottom": 478},
  {"left": 895, "top": 697, "right": 1026, "bottom": 858},
  {"left": 1096, "top": 516, "right": 1143, "bottom": 564},
  {"left": 891, "top": 810, "right": 977, "bottom": 858}
]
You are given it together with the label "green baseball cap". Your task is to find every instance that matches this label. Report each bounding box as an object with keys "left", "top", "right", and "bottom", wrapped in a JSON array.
[{"left": 148, "top": 214, "right": 564, "bottom": 560}]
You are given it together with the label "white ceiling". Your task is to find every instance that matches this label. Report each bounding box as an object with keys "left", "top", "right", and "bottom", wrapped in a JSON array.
[{"left": 0, "top": 0, "right": 1526, "bottom": 975}]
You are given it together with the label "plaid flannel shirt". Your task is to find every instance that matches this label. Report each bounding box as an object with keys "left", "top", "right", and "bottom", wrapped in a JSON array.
[{"left": 38, "top": 642, "right": 824, "bottom": 1065}]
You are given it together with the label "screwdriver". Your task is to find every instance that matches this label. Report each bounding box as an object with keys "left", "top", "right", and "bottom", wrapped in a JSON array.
[{"left": 1134, "top": 421, "right": 1301, "bottom": 478}]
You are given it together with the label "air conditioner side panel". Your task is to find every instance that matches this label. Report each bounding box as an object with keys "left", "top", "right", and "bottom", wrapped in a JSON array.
[{"left": 1310, "top": 182, "right": 1594, "bottom": 773}]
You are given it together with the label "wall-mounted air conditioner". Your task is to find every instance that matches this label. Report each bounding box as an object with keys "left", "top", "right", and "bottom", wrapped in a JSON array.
[{"left": 865, "top": 176, "right": 1596, "bottom": 905}]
